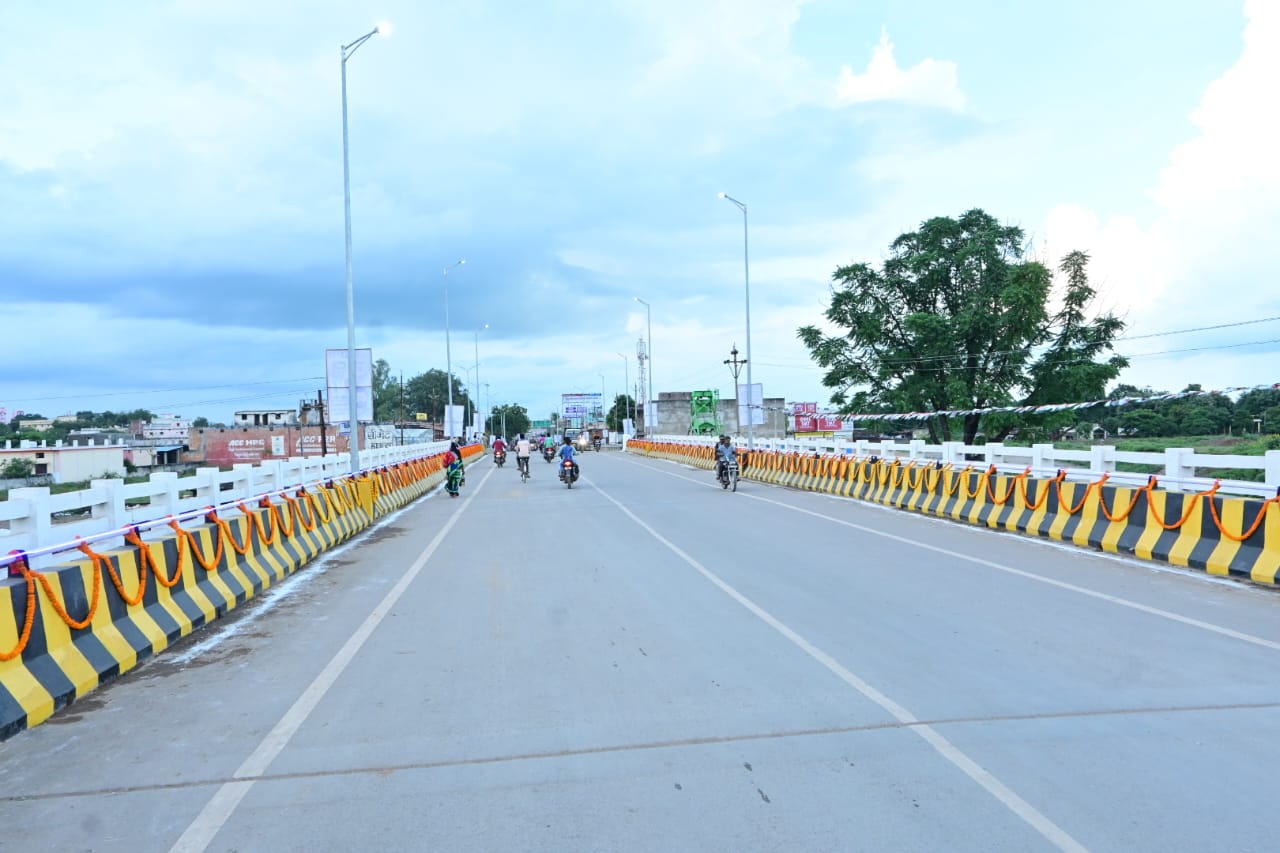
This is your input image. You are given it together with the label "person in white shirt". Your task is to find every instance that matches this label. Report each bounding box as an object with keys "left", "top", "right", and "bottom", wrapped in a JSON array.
[{"left": 515, "top": 433, "right": 533, "bottom": 477}]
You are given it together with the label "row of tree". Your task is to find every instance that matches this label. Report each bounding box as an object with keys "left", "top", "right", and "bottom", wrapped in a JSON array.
[{"left": 799, "top": 208, "right": 1270, "bottom": 444}]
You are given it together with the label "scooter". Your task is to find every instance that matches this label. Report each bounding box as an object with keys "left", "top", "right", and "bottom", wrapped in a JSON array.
[
  {"left": 559, "top": 458, "right": 579, "bottom": 489},
  {"left": 542, "top": 446, "right": 557, "bottom": 463}
]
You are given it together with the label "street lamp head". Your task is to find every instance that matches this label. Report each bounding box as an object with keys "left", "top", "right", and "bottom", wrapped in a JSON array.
[
  {"left": 376, "top": 21, "right": 392, "bottom": 36},
  {"left": 718, "top": 192, "right": 726, "bottom": 199}
]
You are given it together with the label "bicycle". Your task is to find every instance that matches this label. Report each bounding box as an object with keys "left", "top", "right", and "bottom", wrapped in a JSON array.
[{"left": 519, "top": 455, "right": 530, "bottom": 483}]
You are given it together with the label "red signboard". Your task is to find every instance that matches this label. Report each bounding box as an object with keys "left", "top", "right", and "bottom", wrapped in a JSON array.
[
  {"left": 794, "top": 402, "right": 818, "bottom": 415},
  {"left": 794, "top": 415, "right": 817, "bottom": 432},
  {"left": 817, "top": 415, "right": 845, "bottom": 431}
]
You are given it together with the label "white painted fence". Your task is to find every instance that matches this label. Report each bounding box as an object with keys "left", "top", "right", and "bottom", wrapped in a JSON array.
[
  {"left": 0, "top": 443, "right": 450, "bottom": 569},
  {"left": 648, "top": 434, "right": 1280, "bottom": 499}
]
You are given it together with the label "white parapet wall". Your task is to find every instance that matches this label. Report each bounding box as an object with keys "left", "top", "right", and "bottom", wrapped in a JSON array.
[
  {"left": 0, "top": 443, "right": 453, "bottom": 569},
  {"left": 644, "top": 434, "right": 1280, "bottom": 499}
]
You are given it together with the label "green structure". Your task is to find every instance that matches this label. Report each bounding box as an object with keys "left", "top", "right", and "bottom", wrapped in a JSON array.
[{"left": 690, "top": 390, "right": 720, "bottom": 434}]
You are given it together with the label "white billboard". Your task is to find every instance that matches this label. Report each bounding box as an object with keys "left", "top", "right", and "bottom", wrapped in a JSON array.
[
  {"left": 325, "top": 348, "right": 374, "bottom": 423},
  {"left": 737, "top": 383, "right": 765, "bottom": 427},
  {"left": 444, "top": 404, "right": 467, "bottom": 438}
]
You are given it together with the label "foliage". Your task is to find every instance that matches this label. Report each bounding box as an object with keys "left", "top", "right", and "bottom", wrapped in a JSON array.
[
  {"left": 372, "top": 358, "right": 402, "bottom": 423},
  {"left": 404, "top": 368, "right": 472, "bottom": 428},
  {"left": 606, "top": 395, "right": 636, "bottom": 432},
  {"left": 1, "top": 458, "right": 35, "bottom": 478},
  {"left": 798, "top": 209, "right": 1126, "bottom": 444},
  {"left": 487, "top": 404, "right": 530, "bottom": 438},
  {"left": 192, "top": 417, "right": 209, "bottom": 428}
]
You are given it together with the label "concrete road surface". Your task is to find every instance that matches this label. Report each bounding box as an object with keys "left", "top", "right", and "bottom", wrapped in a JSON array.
[{"left": 3, "top": 448, "right": 1279, "bottom": 852}]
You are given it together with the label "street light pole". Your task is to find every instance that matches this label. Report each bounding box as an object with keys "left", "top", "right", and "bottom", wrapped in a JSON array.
[
  {"left": 598, "top": 373, "right": 606, "bottom": 426},
  {"left": 635, "top": 297, "right": 652, "bottom": 434},
  {"left": 443, "top": 259, "right": 465, "bottom": 438},
  {"left": 340, "top": 22, "right": 388, "bottom": 473},
  {"left": 475, "top": 324, "right": 488, "bottom": 438},
  {"left": 719, "top": 193, "right": 754, "bottom": 450}
]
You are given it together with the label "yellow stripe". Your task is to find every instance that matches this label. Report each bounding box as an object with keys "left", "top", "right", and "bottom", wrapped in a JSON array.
[
  {"left": 1134, "top": 491, "right": 1165, "bottom": 561},
  {"left": 1203, "top": 498, "right": 1244, "bottom": 577},
  {"left": 1251, "top": 506, "right": 1280, "bottom": 584},
  {"left": 1165, "top": 494, "right": 1204, "bottom": 568}
]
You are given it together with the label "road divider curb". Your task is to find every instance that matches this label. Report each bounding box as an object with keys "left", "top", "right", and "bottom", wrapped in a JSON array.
[
  {"left": 0, "top": 443, "right": 484, "bottom": 741},
  {"left": 628, "top": 440, "right": 1280, "bottom": 586}
]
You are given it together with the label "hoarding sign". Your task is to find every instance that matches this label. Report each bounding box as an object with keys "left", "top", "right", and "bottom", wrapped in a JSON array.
[{"left": 325, "top": 348, "right": 374, "bottom": 423}]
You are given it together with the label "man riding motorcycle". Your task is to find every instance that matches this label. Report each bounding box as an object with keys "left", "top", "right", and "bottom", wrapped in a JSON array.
[
  {"left": 492, "top": 435, "right": 507, "bottom": 467},
  {"left": 558, "top": 435, "right": 578, "bottom": 482},
  {"left": 714, "top": 435, "right": 737, "bottom": 481}
]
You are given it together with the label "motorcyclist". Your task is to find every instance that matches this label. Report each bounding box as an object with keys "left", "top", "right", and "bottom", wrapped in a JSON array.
[
  {"left": 714, "top": 435, "right": 737, "bottom": 481},
  {"left": 515, "top": 433, "right": 532, "bottom": 477},
  {"left": 558, "top": 435, "right": 577, "bottom": 481},
  {"left": 492, "top": 435, "right": 507, "bottom": 464}
]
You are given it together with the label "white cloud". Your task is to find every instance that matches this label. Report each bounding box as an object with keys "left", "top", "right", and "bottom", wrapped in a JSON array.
[
  {"left": 1042, "top": 0, "right": 1280, "bottom": 389},
  {"left": 835, "top": 30, "right": 965, "bottom": 112}
]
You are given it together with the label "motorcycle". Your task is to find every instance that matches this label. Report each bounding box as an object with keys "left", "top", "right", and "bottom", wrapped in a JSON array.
[
  {"left": 592, "top": 437, "right": 602, "bottom": 452},
  {"left": 559, "top": 458, "right": 579, "bottom": 489},
  {"left": 494, "top": 449, "right": 507, "bottom": 468},
  {"left": 543, "top": 445, "right": 556, "bottom": 463},
  {"left": 718, "top": 457, "right": 739, "bottom": 492}
]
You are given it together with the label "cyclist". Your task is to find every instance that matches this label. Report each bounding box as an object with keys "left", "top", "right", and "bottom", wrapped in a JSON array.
[
  {"left": 515, "top": 433, "right": 532, "bottom": 477},
  {"left": 714, "top": 435, "right": 737, "bottom": 482}
]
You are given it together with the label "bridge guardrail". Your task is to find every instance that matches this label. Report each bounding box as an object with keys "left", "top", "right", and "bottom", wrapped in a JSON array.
[
  {"left": 0, "top": 442, "right": 482, "bottom": 741},
  {"left": 629, "top": 438, "right": 1280, "bottom": 586}
]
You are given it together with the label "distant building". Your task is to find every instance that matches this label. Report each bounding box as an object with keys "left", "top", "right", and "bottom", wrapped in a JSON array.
[
  {"left": 140, "top": 414, "right": 191, "bottom": 440},
  {"left": 652, "top": 391, "right": 787, "bottom": 437},
  {"left": 14, "top": 418, "right": 53, "bottom": 432},
  {"left": 234, "top": 409, "right": 299, "bottom": 427},
  {"left": 0, "top": 440, "right": 126, "bottom": 483}
]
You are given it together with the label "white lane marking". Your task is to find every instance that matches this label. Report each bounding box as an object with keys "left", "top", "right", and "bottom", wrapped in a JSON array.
[
  {"left": 591, "top": 480, "right": 1087, "bottom": 852},
  {"left": 167, "top": 497, "right": 426, "bottom": 665},
  {"left": 628, "top": 456, "right": 1280, "bottom": 653},
  {"left": 169, "top": 465, "right": 495, "bottom": 853}
]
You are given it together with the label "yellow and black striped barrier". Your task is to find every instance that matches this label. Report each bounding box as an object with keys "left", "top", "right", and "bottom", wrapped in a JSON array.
[
  {"left": 0, "top": 444, "right": 483, "bottom": 740},
  {"left": 627, "top": 440, "right": 1280, "bottom": 585}
]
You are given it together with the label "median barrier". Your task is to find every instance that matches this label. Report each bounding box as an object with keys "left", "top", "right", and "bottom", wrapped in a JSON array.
[
  {"left": 0, "top": 443, "right": 483, "bottom": 741},
  {"left": 626, "top": 439, "right": 1280, "bottom": 586}
]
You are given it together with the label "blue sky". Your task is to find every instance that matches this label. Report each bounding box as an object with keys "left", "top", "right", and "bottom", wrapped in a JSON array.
[{"left": 2, "top": 0, "right": 1276, "bottom": 426}]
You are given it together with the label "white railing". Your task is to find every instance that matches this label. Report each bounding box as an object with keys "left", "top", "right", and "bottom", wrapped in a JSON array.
[
  {"left": 0, "top": 443, "right": 451, "bottom": 569},
  {"left": 646, "top": 435, "right": 1280, "bottom": 499}
]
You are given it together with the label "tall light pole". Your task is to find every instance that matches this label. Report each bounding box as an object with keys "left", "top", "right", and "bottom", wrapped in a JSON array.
[
  {"left": 442, "top": 259, "right": 465, "bottom": 438},
  {"left": 475, "top": 324, "right": 488, "bottom": 438},
  {"left": 634, "top": 297, "right": 652, "bottom": 434},
  {"left": 719, "top": 192, "right": 754, "bottom": 450},
  {"left": 340, "top": 21, "right": 388, "bottom": 473},
  {"left": 482, "top": 383, "right": 491, "bottom": 436},
  {"left": 598, "top": 373, "right": 607, "bottom": 426},
  {"left": 616, "top": 352, "right": 629, "bottom": 426}
]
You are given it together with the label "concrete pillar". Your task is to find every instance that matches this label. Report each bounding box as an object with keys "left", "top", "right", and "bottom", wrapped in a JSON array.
[{"left": 1163, "top": 448, "right": 1195, "bottom": 486}]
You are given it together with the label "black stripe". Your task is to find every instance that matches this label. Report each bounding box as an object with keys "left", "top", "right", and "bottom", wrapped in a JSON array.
[
  {"left": 1147, "top": 493, "right": 1186, "bottom": 562},
  {"left": 155, "top": 537, "right": 209, "bottom": 630},
  {"left": 1186, "top": 495, "right": 1225, "bottom": 572}
]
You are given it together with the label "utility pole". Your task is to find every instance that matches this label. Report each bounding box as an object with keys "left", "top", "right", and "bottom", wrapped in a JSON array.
[
  {"left": 724, "top": 343, "right": 747, "bottom": 436},
  {"left": 399, "top": 371, "right": 405, "bottom": 447}
]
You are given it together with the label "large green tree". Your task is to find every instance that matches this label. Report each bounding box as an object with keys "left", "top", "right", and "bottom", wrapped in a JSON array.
[
  {"left": 486, "top": 404, "right": 530, "bottom": 437},
  {"left": 605, "top": 394, "right": 636, "bottom": 432},
  {"left": 372, "top": 358, "right": 401, "bottom": 423},
  {"left": 404, "top": 369, "right": 472, "bottom": 427},
  {"left": 799, "top": 209, "right": 1128, "bottom": 444}
]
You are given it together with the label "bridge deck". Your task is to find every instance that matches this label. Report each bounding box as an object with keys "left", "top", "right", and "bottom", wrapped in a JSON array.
[{"left": 3, "top": 449, "right": 1278, "bottom": 851}]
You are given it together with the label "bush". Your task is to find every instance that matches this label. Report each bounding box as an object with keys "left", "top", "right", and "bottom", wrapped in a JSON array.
[
  {"left": 0, "top": 458, "right": 34, "bottom": 478},
  {"left": 1267, "top": 435, "right": 1280, "bottom": 451}
]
